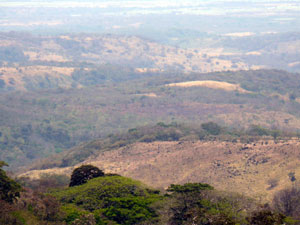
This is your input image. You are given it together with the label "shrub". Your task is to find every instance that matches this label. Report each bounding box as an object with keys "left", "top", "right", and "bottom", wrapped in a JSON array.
[
  {"left": 166, "top": 183, "right": 251, "bottom": 225},
  {"left": 61, "top": 205, "right": 89, "bottom": 224},
  {"left": 17, "top": 173, "right": 69, "bottom": 192},
  {"left": 247, "top": 210, "right": 286, "bottom": 225},
  {"left": 273, "top": 186, "right": 300, "bottom": 219},
  {"left": 167, "top": 183, "right": 214, "bottom": 193},
  {"left": 0, "top": 161, "right": 22, "bottom": 203},
  {"left": 247, "top": 125, "right": 269, "bottom": 136},
  {"left": 18, "top": 188, "right": 63, "bottom": 222},
  {"left": 201, "top": 122, "right": 222, "bottom": 135}
]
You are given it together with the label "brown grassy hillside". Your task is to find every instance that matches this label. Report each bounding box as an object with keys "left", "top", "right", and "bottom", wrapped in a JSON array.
[
  {"left": 21, "top": 139, "right": 300, "bottom": 202},
  {"left": 0, "top": 33, "right": 255, "bottom": 91}
]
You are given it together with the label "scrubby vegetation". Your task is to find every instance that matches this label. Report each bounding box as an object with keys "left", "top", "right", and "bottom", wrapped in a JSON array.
[
  {"left": 31, "top": 121, "right": 299, "bottom": 170},
  {"left": 1, "top": 163, "right": 299, "bottom": 224},
  {"left": 0, "top": 161, "right": 64, "bottom": 224},
  {"left": 272, "top": 185, "right": 300, "bottom": 221},
  {"left": 0, "top": 161, "right": 22, "bottom": 203},
  {"left": 164, "top": 183, "right": 287, "bottom": 225},
  {"left": 53, "top": 175, "right": 162, "bottom": 224},
  {"left": 0, "top": 67, "right": 300, "bottom": 169},
  {"left": 16, "top": 173, "right": 70, "bottom": 193}
]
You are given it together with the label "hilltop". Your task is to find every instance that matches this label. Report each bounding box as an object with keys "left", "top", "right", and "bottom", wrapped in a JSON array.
[
  {"left": 21, "top": 138, "right": 300, "bottom": 202},
  {"left": 19, "top": 123, "right": 300, "bottom": 202}
]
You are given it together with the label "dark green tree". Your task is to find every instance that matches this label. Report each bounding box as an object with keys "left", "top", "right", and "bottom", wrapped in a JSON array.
[
  {"left": 201, "top": 122, "right": 222, "bottom": 135},
  {"left": 0, "top": 161, "right": 22, "bottom": 203},
  {"left": 69, "top": 165, "right": 104, "bottom": 187},
  {"left": 167, "top": 183, "right": 214, "bottom": 193},
  {"left": 247, "top": 125, "right": 269, "bottom": 136}
]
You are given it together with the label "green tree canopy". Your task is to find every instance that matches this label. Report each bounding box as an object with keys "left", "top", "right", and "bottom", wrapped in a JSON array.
[
  {"left": 167, "top": 183, "right": 214, "bottom": 193},
  {"left": 201, "top": 122, "right": 222, "bottom": 135},
  {"left": 69, "top": 165, "right": 104, "bottom": 187},
  {"left": 0, "top": 161, "right": 22, "bottom": 203}
]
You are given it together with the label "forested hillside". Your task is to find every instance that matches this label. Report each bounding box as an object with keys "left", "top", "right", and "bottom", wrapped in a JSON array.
[{"left": 0, "top": 68, "right": 300, "bottom": 168}]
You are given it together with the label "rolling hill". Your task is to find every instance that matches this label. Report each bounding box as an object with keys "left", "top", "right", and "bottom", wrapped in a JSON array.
[
  {"left": 0, "top": 32, "right": 253, "bottom": 92},
  {"left": 1, "top": 68, "right": 300, "bottom": 168},
  {"left": 20, "top": 137, "right": 300, "bottom": 202}
]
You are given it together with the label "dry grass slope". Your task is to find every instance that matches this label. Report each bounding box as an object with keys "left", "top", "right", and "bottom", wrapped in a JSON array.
[
  {"left": 21, "top": 139, "right": 300, "bottom": 202},
  {"left": 0, "top": 33, "right": 259, "bottom": 91},
  {"left": 166, "top": 80, "right": 250, "bottom": 93}
]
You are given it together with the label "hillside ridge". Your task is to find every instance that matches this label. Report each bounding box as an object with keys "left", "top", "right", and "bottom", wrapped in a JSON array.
[{"left": 20, "top": 138, "right": 300, "bottom": 201}]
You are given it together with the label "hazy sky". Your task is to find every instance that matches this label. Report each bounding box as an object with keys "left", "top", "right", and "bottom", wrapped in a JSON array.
[
  {"left": 1, "top": 0, "right": 300, "bottom": 35},
  {"left": 1, "top": 0, "right": 300, "bottom": 16}
]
